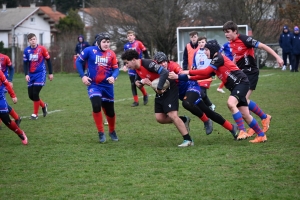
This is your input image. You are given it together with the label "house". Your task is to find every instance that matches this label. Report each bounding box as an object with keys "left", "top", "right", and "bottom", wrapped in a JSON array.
[{"left": 0, "top": 3, "right": 65, "bottom": 50}]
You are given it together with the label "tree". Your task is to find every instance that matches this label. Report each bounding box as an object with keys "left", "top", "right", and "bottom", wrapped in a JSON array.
[
  {"left": 279, "top": 0, "right": 300, "bottom": 28},
  {"left": 89, "top": 0, "right": 190, "bottom": 59}
]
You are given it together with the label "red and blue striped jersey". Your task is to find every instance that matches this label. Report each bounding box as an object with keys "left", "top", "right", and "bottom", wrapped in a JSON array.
[{"left": 23, "top": 45, "right": 50, "bottom": 73}]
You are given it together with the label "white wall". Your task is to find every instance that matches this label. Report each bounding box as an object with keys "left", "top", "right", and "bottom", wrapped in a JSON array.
[
  {"left": 0, "top": 32, "right": 9, "bottom": 47},
  {"left": 14, "top": 13, "right": 51, "bottom": 50}
]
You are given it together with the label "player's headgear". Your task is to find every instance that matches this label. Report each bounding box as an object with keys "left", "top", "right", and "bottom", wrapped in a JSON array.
[
  {"left": 204, "top": 40, "right": 221, "bottom": 58},
  {"left": 95, "top": 32, "right": 110, "bottom": 50},
  {"left": 154, "top": 52, "right": 168, "bottom": 64}
]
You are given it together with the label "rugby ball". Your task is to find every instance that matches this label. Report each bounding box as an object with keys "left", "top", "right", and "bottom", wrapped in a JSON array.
[{"left": 151, "top": 78, "right": 170, "bottom": 90}]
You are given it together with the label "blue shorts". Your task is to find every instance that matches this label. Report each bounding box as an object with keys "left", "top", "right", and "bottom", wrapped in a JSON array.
[
  {"left": 0, "top": 99, "right": 9, "bottom": 113},
  {"left": 87, "top": 84, "right": 114, "bottom": 102},
  {"left": 28, "top": 71, "right": 46, "bottom": 87},
  {"left": 178, "top": 80, "right": 201, "bottom": 101}
]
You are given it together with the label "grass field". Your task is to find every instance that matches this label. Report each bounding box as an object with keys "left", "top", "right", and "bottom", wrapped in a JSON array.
[{"left": 0, "top": 69, "right": 299, "bottom": 199}]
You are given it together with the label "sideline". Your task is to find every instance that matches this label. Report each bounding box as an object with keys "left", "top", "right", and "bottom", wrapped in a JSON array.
[{"left": 21, "top": 110, "right": 63, "bottom": 119}]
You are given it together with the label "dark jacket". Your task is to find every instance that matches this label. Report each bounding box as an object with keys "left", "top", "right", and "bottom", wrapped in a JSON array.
[
  {"left": 291, "top": 32, "right": 300, "bottom": 55},
  {"left": 75, "top": 35, "right": 90, "bottom": 55},
  {"left": 279, "top": 26, "right": 293, "bottom": 53}
]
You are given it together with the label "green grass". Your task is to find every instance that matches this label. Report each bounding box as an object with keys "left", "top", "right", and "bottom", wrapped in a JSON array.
[{"left": 0, "top": 69, "right": 299, "bottom": 199}]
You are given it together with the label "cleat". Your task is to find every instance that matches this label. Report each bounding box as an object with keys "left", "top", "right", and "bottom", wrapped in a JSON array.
[
  {"left": 131, "top": 102, "right": 139, "bottom": 107},
  {"left": 209, "top": 104, "right": 216, "bottom": 111},
  {"left": 15, "top": 117, "right": 22, "bottom": 127},
  {"left": 143, "top": 95, "right": 148, "bottom": 105},
  {"left": 204, "top": 119, "right": 213, "bottom": 135},
  {"left": 42, "top": 103, "right": 48, "bottom": 117},
  {"left": 103, "top": 119, "right": 108, "bottom": 125},
  {"left": 98, "top": 132, "right": 106, "bottom": 143},
  {"left": 230, "top": 124, "right": 239, "bottom": 140},
  {"left": 109, "top": 131, "right": 119, "bottom": 141},
  {"left": 282, "top": 65, "right": 286, "bottom": 71},
  {"left": 217, "top": 88, "right": 226, "bottom": 93},
  {"left": 249, "top": 135, "right": 267, "bottom": 143},
  {"left": 178, "top": 140, "right": 194, "bottom": 147},
  {"left": 246, "top": 128, "right": 256, "bottom": 137},
  {"left": 30, "top": 114, "right": 38, "bottom": 120},
  {"left": 261, "top": 114, "right": 271, "bottom": 133},
  {"left": 19, "top": 132, "right": 28, "bottom": 145},
  {"left": 237, "top": 130, "right": 248, "bottom": 140}
]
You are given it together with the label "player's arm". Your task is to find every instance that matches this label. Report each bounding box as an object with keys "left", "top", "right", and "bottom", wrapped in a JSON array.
[
  {"left": 7, "top": 65, "right": 14, "bottom": 82},
  {"left": 23, "top": 61, "right": 29, "bottom": 76},
  {"left": 189, "top": 66, "right": 215, "bottom": 79},
  {"left": 182, "top": 47, "right": 188, "bottom": 70},
  {"left": 0, "top": 71, "right": 16, "bottom": 99},
  {"left": 258, "top": 43, "right": 283, "bottom": 67},
  {"left": 148, "top": 61, "right": 168, "bottom": 90},
  {"left": 143, "top": 50, "right": 150, "bottom": 59}
]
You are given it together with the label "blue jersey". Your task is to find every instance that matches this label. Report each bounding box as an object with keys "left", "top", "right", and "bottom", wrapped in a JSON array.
[
  {"left": 23, "top": 45, "right": 50, "bottom": 74},
  {"left": 220, "top": 42, "right": 234, "bottom": 61},
  {"left": 78, "top": 46, "right": 119, "bottom": 86},
  {"left": 124, "top": 40, "right": 147, "bottom": 76},
  {"left": 192, "top": 48, "right": 211, "bottom": 70}
]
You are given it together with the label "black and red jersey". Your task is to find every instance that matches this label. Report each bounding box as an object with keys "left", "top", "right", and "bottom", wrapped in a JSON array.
[
  {"left": 189, "top": 53, "right": 248, "bottom": 90},
  {"left": 135, "top": 59, "right": 173, "bottom": 90},
  {"left": 229, "top": 34, "right": 260, "bottom": 74}
]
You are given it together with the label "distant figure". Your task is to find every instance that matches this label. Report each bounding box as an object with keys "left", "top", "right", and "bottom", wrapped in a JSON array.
[
  {"left": 123, "top": 30, "right": 149, "bottom": 107},
  {"left": 279, "top": 25, "right": 293, "bottom": 71},
  {"left": 75, "top": 35, "right": 90, "bottom": 73},
  {"left": 182, "top": 31, "right": 200, "bottom": 70},
  {"left": 23, "top": 33, "right": 53, "bottom": 120},
  {"left": 291, "top": 26, "right": 300, "bottom": 72}
]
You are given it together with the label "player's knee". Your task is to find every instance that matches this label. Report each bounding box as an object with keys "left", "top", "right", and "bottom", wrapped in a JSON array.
[{"left": 182, "top": 100, "right": 192, "bottom": 111}]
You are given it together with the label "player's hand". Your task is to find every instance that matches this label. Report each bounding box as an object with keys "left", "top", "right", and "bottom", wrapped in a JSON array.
[
  {"left": 277, "top": 57, "right": 284, "bottom": 67},
  {"left": 168, "top": 71, "right": 178, "bottom": 80},
  {"left": 135, "top": 80, "right": 143, "bottom": 88},
  {"left": 106, "top": 76, "right": 115, "bottom": 84},
  {"left": 122, "top": 66, "right": 128, "bottom": 72},
  {"left": 179, "top": 70, "right": 189, "bottom": 75},
  {"left": 155, "top": 89, "right": 166, "bottom": 94},
  {"left": 48, "top": 74, "right": 53, "bottom": 81},
  {"left": 12, "top": 97, "right": 17, "bottom": 104},
  {"left": 82, "top": 76, "right": 91, "bottom": 86},
  {"left": 25, "top": 75, "right": 30, "bottom": 82},
  {"left": 141, "top": 78, "right": 151, "bottom": 86}
]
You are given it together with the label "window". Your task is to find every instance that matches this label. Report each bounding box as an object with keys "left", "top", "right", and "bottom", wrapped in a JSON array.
[
  {"left": 30, "top": 17, "right": 35, "bottom": 25},
  {"left": 39, "top": 33, "right": 43, "bottom": 45}
]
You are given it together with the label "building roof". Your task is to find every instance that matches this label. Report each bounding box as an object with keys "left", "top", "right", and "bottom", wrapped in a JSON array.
[
  {"left": 0, "top": 5, "right": 65, "bottom": 32},
  {"left": 0, "top": 7, "right": 39, "bottom": 30},
  {"left": 38, "top": 6, "right": 65, "bottom": 23}
]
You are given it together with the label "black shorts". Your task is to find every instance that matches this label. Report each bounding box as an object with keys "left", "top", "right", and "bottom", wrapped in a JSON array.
[
  {"left": 154, "top": 84, "right": 179, "bottom": 114},
  {"left": 230, "top": 82, "right": 249, "bottom": 107},
  {"left": 244, "top": 70, "right": 259, "bottom": 90}
]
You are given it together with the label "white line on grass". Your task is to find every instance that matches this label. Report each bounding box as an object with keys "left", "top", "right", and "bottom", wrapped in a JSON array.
[{"left": 21, "top": 110, "right": 63, "bottom": 119}]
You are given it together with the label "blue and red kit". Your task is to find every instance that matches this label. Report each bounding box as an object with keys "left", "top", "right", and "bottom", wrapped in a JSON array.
[
  {"left": 76, "top": 46, "right": 119, "bottom": 101},
  {"left": 220, "top": 42, "right": 234, "bottom": 61},
  {"left": 0, "top": 70, "right": 16, "bottom": 113},
  {"left": 23, "top": 45, "right": 52, "bottom": 86},
  {"left": 124, "top": 40, "right": 147, "bottom": 76},
  {"left": 0, "top": 53, "right": 14, "bottom": 81}
]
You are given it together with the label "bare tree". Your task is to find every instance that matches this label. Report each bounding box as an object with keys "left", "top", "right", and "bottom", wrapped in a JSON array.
[{"left": 89, "top": 0, "right": 190, "bottom": 59}]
